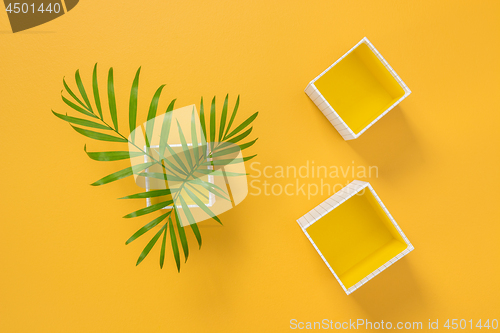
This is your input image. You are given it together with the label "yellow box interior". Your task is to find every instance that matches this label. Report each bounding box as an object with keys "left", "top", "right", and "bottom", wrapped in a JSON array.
[
  {"left": 314, "top": 42, "right": 405, "bottom": 134},
  {"left": 306, "top": 189, "right": 408, "bottom": 289}
]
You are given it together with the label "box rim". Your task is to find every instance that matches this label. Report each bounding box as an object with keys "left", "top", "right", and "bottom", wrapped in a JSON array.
[
  {"left": 296, "top": 180, "right": 413, "bottom": 295},
  {"left": 306, "top": 37, "right": 411, "bottom": 139}
]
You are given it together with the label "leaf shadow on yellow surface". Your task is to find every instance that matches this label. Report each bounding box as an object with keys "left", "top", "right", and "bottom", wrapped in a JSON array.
[
  {"left": 348, "top": 106, "right": 425, "bottom": 184},
  {"left": 349, "top": 259, "right": 426, "bottom": 319}
]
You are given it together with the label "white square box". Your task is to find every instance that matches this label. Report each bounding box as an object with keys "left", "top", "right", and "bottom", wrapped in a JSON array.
[
  {"left": 297, "top": 180, "right": 413, "bottom": 295},
  {"left": 305, "top": 37, "right": 411, "bottom": 140}
]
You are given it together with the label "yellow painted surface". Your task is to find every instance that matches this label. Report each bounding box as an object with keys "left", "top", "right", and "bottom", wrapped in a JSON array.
[
  {"left": 315, "top": 43, "right": 405, "bottom": 134},
  {"left": 306, "top": 190, "right": 407, "bottom": 289},
  {"left": 1, "top": 1, "right": 499, "bottom": 332}
]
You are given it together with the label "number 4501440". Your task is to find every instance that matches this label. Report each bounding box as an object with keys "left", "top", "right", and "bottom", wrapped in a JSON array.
[
  {"left": 5, "top": 3, "right": 62, "bottom": 14},
  {"left": 444, "top": 319, "right": 498, "bottom": 330}
]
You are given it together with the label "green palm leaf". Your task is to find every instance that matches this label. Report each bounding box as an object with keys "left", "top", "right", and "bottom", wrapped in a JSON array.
[
  {"left": 238, "top": 138, "right": 258, "bottom": 150},
  {"left": 159, "top": 158, "right": 187, "bottom": 179},
  {"left": 228, "top": 127, "right": 253, "bottom": 144},
  {"left": 63, "top": 78, "right": 88, "bottom": 110},
  {"left": 190, "top": 220, "right": 202, "bottom": 249},
  {"left": 186, "top": 179, "right": 229, "bottom": 201},
  {"left": 107, "top": 68, "right": 119, "bottom": 130},
  {"left": 224, "top": 95, "right": 239, "bottom": 137},
  {"left": 178, "top": 196, "right": 202, "bottom": 248},
  {"left": 184, "top": 186, "right": 221, "bottom": 225},
  {"left": 184, "top": 182, "right": 210, "bottom": 200},
  {"left": 126, "top": 212, "right": 170, "bottom": 245},
  {"left": 219, "top": 94, "right": 228, "bottom": 142},
  {"left": 165, "top": 144, "right": 189, "bottom": 174},
  {"left": 203, "top": 155, "right": 256, "bottom": 166},
  {"left": 194, "top": 169, "right": 247, "bottom": 177},
  {"left": 119, "top": 188, "right": 175, "bottom": 200},
  {"left": 91, "top": 161, "right": 155, "bottom": 186},
  {"left": 137, "top": 172, "right": 184, "bottom": 183},
  {"left": 84, "top": 146, "right": 144, "bottom": 161},
  {"left": 212, "top": 138, "right": 258, "bottom": 158},
  {"left": 129, "top": 67, "right": 141, "bottom": 138},
  {"left": 92, "top": 64, "right": 103, "bottom": 119},
  {"left": 176, "top": 120, "right": 193, "bottom": 170},
  {"left": 168, "top": 217, "right": 181, "bottom": 271},
  {"left": 158, "top": 99, "right": 176, "bottom": 160},
  {"left": 75, "top": 69, "right": 93, "bottom": 112},
  {"left": 190, "top": 108, "right": 200, "bottom": 164},
  {"left": 62, "top": 94, "right": 95, "bottom": 118},
  {"left": 70, "top": 125, "right": 127, "bottom": 142},
  {"left": 160, "top": 226, "right": 167, "bottom": 269},
  {"left": 199, "top": 97, "right": 207, "bottom": 139},
  {"left": 55, "top": 67, "right": 260, "bottom": 271},
  {"left": 189, "top": 177, "right": 229, "bottom": 197},
  {"left": 52, "top": 111, "right": 109, "bottom": 130},
  {"left": 136, "top": 223, "right": 166, "bottom": 266},
  {"left": 145, "top": 84, "right": 166, "bottom": 147},
  {"left": 124, "top": 199, "right": 174, "bottom": 218},
  {"left": 174, "top": 207, "right": 189, "bottom": 262},
  {"left": 209, "top": 97, "right": 216, "bottom": 149},
  {"left": 225, "top": 112, "right": 258, "bottom": 141}
]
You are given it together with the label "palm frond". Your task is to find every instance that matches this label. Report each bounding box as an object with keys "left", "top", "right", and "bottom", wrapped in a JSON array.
[
  {"left": 90, "top": 161, "right": 155, "bottom": 186},
  {"left": 209, "top": 97, "right": 216, "bottom": 150},
  {"left": 92, "top": 64, "right": 103, "bottom": 119},
  {"left": 63, "top": 77, "right": 88, "bottom": 110},
  {"left": 191, "top": 108, "right": 200, "bottom": 164},
  {"left": 119, "top": 188, "right": 176, "bottom": 200},
  {"left": 75, "top": 70, "right": 93, "bottom": 112},
  {"left": 126, "top": 212, "right": 170, "bottom": 245},
  {"left": 168, "top": 216, "right": 181, "bottom": 271},
  {"left": 136, "top": 223, "right": 166, "bottom": 266},
  {"left": 224, "top": 95, "right": 239, "bottom": 138},
  {"left": 173, "top": 208, "right": 189, "bottom": 262},
  {"left": 62, "top": 94, "right": 95, "bottom": 118},
  {"left": 211, "top": 138, "right": 258, "bottom": 158},
  {"left": 199, "top": 97, "right": 207, "bottom": 139},
  {"left": 184, "top": 186, "right": 221, "bottom": 225},
  {"left": 70, "top": 125, "right": 127, "bottom": 142},
  {"left": 176, "top": 120, "right": 194, "bottom": 170},
  {"left": 52, "top": 111, "right": 109, "bottom": 130},
  {"left": 54, "top": 66, "right": 258, "bottom": 271},
  {"left": 129, "top": 67, "right": 141, "bottom": 139},
  {"left": 107, "top": 68, "right": 118, "bottom": 130},
  {"left": 224, "top": 112, "right": 258, "bottom": 141},
  {"left": 123, "top": 199, "right": 174, "bottom": 218},
  {"left": 84, "top": 145, "right": 144, "bottom": 161},
  {"left": 145, "top": 84, "right": 166, "bottom": 147},
  {"left": 227, "top": 127, "right": 253, "bottom": 144},
  {"left": 159, "top": 226, "right": 167, "bottom": 269},
  {"left": 219, "top": 94, "right": 229, "bottom": 142}
]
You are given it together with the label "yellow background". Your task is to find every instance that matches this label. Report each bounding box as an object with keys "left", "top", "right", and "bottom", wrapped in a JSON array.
[{"left": 1, "top": 1, "right": 499, "bottom": 332}]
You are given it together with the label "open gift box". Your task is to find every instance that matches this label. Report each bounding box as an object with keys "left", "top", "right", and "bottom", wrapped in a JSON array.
[
  {"left": 305, "top": 37, "right": 411, "bottom": 140},
  {"left": 297, "top": 180, "right": 413, "bottom": 294}
]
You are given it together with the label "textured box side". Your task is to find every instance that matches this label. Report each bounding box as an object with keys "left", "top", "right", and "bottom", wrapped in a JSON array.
[{"left": 305, "top": 83, "right": 356, "bottom": 141}]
